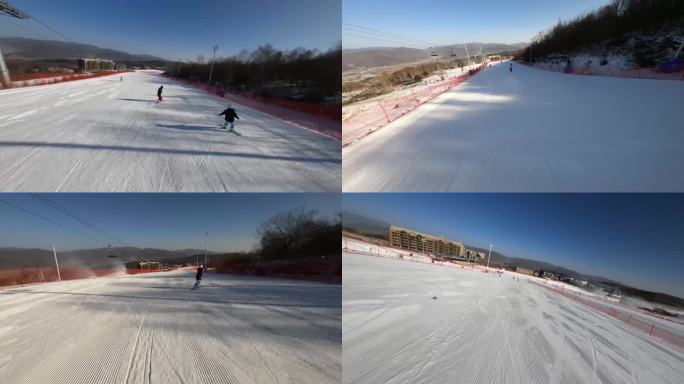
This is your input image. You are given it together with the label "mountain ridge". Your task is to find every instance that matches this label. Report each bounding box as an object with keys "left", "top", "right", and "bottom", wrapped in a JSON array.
[{"left": 0, "top": 37, "right": 165, "bottom": 62}]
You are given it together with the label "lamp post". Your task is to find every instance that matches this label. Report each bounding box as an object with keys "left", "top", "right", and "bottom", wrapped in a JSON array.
[
  {"left": 52, "top": 245, "right": 61, "bottom": 281},
  {"left": 204, "top": 232, "right": 208, "bottom": 269},
  {"left": 208, "top": 45, "right": 218, "bottom": 87},
  {"left": 487, "top": 243, "right": 493, "bottom": 270}
]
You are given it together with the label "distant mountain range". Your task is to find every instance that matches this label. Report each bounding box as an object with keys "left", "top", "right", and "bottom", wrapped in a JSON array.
[
  {"left": 341, "top": 211, "right": 684, "bottom": 306},
  {"left": 0, "top": 247, "right": 210, "bottom": 269},
  {"left": 0, "top": 37, "right": 165, "bottom": 62},
  {"left": 341, "top": 211, "right": 624, "bottom": 282},
  {"left": 343, "top": 42, "right": 527, "bottom": 71}
]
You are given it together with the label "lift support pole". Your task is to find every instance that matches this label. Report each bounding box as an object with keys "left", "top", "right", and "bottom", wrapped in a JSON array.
[
  {"left": 0, "top": 1, "right": 31, "bottom": 89},
  {"left": 0, "top": 46, "right": 10, "bottom": 89}
]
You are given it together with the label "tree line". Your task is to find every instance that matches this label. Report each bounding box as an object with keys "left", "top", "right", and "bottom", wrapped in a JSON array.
[
  {"left": 212, "top": 208, "right": 341, "bottom": 281},
  {"left": 170, "top": 43, "right": 341, "bottom": 103},
  {"left": 518, "top": 0, "right": 684, "bottom": 66}
]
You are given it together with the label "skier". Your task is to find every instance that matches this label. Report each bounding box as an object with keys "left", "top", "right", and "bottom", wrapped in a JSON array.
[
  {"left": 218, "top": 105, "right": 240, "bottom": 134},
  {"left": 120, "top": 76, "right": 123, "bottom": 82},
  {"left": 192, "top": 266, "right": 203, "bottom": 290},
  {"left": 157, "top": 85, "right": 164, "bottom": 103},
  {"left": 509, "top": 62, "right": 513, "bottom": 73}
]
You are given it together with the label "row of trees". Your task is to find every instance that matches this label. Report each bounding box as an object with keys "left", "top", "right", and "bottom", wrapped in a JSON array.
[
  {"left": 211, "top": 208, "right": 341, "bottom": 281},
  {"left": 518, "top": 0, "right": 684, "bottom": 64},
  {"left": 257, "top": 207, "right": 341, "bottom": 261},
  {"left": 172, "top": 43, "right": 341, "bottom": 102}
]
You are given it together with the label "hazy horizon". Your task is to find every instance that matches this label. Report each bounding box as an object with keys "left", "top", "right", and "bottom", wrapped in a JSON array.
[
  {"left": 0, "top": 194, "right": 340, "bottom": 253},
  {"left": 343, "top": 0, "right": 609, "bottom": 49},
  {"left": 342, "top": 194, "right": 684, "bottom": 299},
  {"left": 0, "top": 0, "right": 340, "bottom": 61}
]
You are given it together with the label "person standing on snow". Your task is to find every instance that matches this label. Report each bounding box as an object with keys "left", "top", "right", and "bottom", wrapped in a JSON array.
[
  {"left": 192, "top": 266, "right": 203, "bottom": 290},
  {"left": 219, "top": 105, "right": 240, "bottom": 132},
  {"left": 157, "top": 85, "right": 164, "bottom": 103},
  {"left": 510, "top": 62, "right": 513, "bottom": 72}
]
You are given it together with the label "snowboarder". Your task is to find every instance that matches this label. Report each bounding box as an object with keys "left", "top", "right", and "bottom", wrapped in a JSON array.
[
  {"left": 510, "top": 62, "right": 513, "bottom": 73},
  {"left": 157, "top": 85, "right": 164, "bottom": 103},
  {"left": 218, "top": 105, "right": 240, "bottom": 134},
  {"left": 192, "top": 266, "right": 203, "bottom": 290}
]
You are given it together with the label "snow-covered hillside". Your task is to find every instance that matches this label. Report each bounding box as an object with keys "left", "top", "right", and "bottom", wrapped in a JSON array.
[
  {"left": 343, "top": 62, "right": 684, "bottom": 191},
  {"left": 343, "top": 253, "right": 684, "bottom": 384},
  {"left": 0, "top": 71, "right": 340, "bottom": 191},
  {"left": 0, "top": 269, "right": 341, "bottom": 383}
]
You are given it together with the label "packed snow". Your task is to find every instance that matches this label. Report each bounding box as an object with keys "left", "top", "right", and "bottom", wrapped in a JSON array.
[
  {"left": 343, "top": 62, "right": 684, "bottom": 191},
  {"left": 0, "top": 269, "right": 341, "bottom": 384},
  {"left": 343, "top": 253, "right": 684, "bottom": 384},
  {"left": 0, "top": 71, "right": 340, "bottom": 192}
]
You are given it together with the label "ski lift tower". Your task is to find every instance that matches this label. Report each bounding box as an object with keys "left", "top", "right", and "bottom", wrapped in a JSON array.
[
  {"left": 0, "top": 1, "right": 30, "bottom": 89},
  {"left": 463, "top": 41, "right": 472, "bottom": 67}
]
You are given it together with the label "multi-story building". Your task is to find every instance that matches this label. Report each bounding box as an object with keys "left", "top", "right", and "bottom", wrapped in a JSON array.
[
  {"left": 78, "top": 58, "right": 115, "bottom": 72},
  {"left": 464, "top": 249, "right": 487, "bottom": 264},
  {"left": 516, "top": 267, "right": 536, "bottom": 276},
  {"left": 388, "top": 225, "right": 464, "bottom": 259}
]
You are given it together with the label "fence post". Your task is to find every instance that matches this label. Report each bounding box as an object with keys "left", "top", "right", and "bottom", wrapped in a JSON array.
[{"left": 378, "top": 101, "right": 390, "bottom": 123}]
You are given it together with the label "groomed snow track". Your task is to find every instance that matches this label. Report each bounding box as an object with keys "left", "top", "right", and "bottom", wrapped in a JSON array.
[
  {"left": 0, "top": 269, "right": 341, "bottom": 384},
  {"left": 343, "top": 253, "right": 684, "bottom": 384},
  {"left": 0, "top": 71, "right": 341, "bottom": 192},
  {"left": 343, "top": 62, "right": 684, "bottom": 192}
]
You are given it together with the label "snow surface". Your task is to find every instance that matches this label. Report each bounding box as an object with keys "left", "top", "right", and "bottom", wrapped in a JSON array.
[
  {"left": 343, "top": 62, "right": 684, "bottom": 191},
  {"left": 343, "top": 253, "right": 684, "bottom": 384},
  {"left": 0, "top": 71, "right": 340, "bottom": 192},
  {"left": 0, "top": 269, "right": 341, "bottom": 383}
]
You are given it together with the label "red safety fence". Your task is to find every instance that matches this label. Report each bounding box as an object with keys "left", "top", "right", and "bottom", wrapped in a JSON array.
[
  {"left": 165, "top": 75, "right": 341, "bottom": 140},
  {"left": 519, "top": 62, "right": 684, "bottom": 81},
  {"left": 530, "top": 280, "right": 684, "bottom": 350},
  {"left": 0, "top": 266, "right": 175, "bottom": 288},
  {"left": 342, "top": 64, "right": 486, "bottom": 147},
  {"left": 1, "top": 70, "right": 132, "bottom": 90}
]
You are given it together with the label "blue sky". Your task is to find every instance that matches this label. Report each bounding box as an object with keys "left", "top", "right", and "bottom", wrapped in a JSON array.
[
  {"left": 0, "top": 194, "right": 339, "bottom": 253},
  {"left": 343, "top": 194, "right": 684, "bottom": 298},
  {"left": 343, "top": 0, "right": 609, "bottom": 48},
  {"left": 0, "top": 0, "right": 340, "bottom": 60}
]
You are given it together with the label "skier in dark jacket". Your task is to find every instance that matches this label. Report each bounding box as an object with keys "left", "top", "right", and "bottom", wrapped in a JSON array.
[
  {"left": 157, "top": 85, "right": 164, "bottom": 103},
  {"left": 192, "top": 266, "right": 203, "bottom": 290},
  {"left": 509, "top": 62, "right": 513, "bottom": 72},
  {"left": 219, "top": 105, "right": 240, "bottom": 132}
]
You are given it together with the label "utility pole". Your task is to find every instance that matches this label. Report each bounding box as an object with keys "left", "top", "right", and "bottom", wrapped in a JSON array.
[
  {"left": 0, "top": 1, "right": 30, "bottom": 89},
  {"left": 487, "top": 243, "right": 493, "bottom": 270},
  {"left": 464, "top": 41, "right": 471, "bottom": 67},
  {"left": 52, "top": 245, "right": 61, "bottom": 281},
  {"left": 204, "top": 232, "right": 208, "bottom": 269},
  {"left": 208, "top": 45, "right": 218, "bottom": 87}
]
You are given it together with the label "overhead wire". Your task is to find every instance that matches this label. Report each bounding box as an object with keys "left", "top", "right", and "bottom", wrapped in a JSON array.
[
  {"left": 0, "top": 15, "right": 51, "bottom": 40},
  {"left": 342, "top": 31, "right": 429, "bottom": 49},
  {"left": 28, "top": 15, "right": 76, "bottom": 43},
  {"left": 0, "top": 199, "right": 104, "bottom": 244},
  {"left": 31, "top": 194, "right": 130, "bottom": 247},
  {"left": 343, "top": 22, "right": 447, "bottom": 47}
]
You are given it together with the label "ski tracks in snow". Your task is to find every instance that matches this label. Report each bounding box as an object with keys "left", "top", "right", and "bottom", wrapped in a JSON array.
[{"left": 0, "top": 71, "right": 340, "bottom": 191}]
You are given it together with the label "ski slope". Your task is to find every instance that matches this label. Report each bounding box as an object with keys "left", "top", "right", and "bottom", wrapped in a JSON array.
[
  {"left": 0, "top": 269, "right": 341, "bottom": 384},
  {"left": 343, "top": 253, "right": 684, "bottom": 384},
  {"left": 343, "top": 62, "right": 684, "bottom": 191},
  {"left": 0, "top": 71, "right": 340, "bottom": 191}
]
